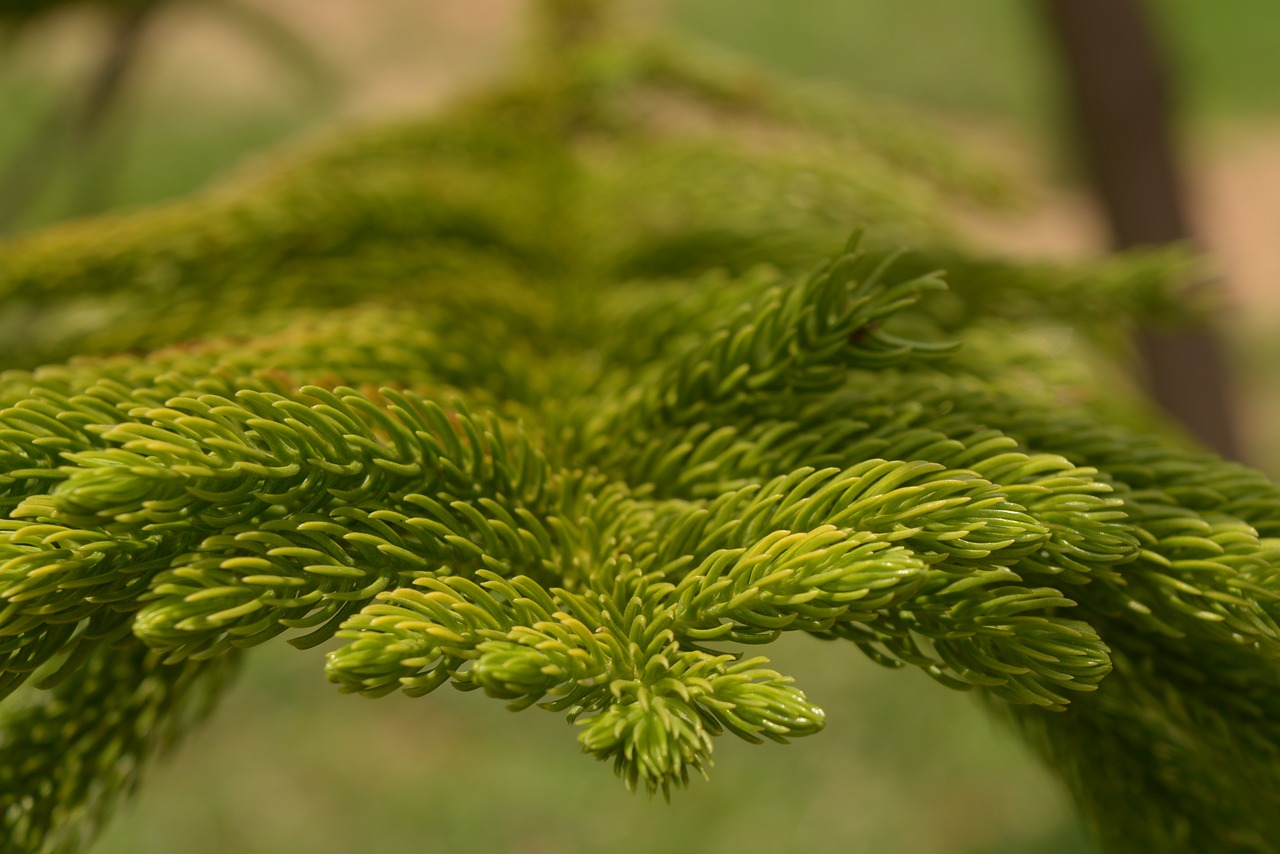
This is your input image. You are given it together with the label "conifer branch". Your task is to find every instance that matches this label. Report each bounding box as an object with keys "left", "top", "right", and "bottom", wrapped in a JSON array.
[{"left": 0, "top": 31, "right": 1275, "bottom": 853}]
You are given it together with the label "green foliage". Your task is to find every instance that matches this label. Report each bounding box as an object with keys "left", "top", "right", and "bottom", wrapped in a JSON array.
[{"left": 0, "top": 33, "right": 1275, "bottom": 854}]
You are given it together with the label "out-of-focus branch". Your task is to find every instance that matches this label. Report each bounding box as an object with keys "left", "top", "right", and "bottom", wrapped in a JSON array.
[
  {"left": 1041, "top": 0, "right": 1241, "bottom": 460},
  {"left": 0, "top": 2, "right": 160, "bottom": 231},
  {"left": 202, "top": 0, "right": 335, "bottom": 103},
  {"left": 79, "top": 1, "right": 158, "bottom": 138},
  {"left": 0, "top": 0, "right": 333, "bottom": 232},
  {"left": 66, "top": 0, "right": 162, "bottom": 215}
]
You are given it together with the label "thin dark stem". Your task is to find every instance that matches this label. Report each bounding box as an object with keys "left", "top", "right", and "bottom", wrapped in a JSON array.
[
  {"left": 0, "top": 2, "right": 160, "bottom": 232},
  {"left": 68, "top": 1, "right": 162, "bottom": 216}
]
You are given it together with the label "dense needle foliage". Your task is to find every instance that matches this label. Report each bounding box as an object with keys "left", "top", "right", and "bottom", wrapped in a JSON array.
[{"left": 0, "top": 33, "right": 1276, "bottom": 854}]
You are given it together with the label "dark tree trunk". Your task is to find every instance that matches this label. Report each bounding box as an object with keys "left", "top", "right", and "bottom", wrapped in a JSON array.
[{"left": 1041, "top": 0, "right": 1241, "bottom": 460}]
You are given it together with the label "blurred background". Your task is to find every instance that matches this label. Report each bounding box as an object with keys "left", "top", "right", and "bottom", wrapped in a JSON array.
[{"left": 2, "top": 1, "right": 1277, "bottom": 851}]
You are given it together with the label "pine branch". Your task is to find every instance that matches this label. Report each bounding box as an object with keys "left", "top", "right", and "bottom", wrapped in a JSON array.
[{"left": 0, "top": 32, "right": 1276, "bottom": 853}]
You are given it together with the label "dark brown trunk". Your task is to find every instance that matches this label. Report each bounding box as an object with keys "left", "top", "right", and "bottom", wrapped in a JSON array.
[{"left": 1041, "top": 0, "right": 1241, "bottom": 460}]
